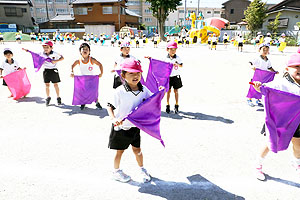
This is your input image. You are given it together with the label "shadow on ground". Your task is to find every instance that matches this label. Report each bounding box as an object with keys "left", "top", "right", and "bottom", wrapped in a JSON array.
[
  {"left": 161, "top": 111, "right": 234, "bottom": 124},
  {"left": 54, "top": 104, "right": 108, "bottom": 118},
  {"left": 265, "top": 174, "right": 300, "bottom": 188},
  {"left": 16, "top": 96, "right": 45, "bottom": 104},
  {"left": 130, "top": 174, "right": 244, "bottom": 200}
]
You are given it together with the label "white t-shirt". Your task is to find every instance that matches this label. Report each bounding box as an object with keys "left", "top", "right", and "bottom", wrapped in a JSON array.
[
  {"left": 78, "top": 57, "right": 96, "bottom": 75},
  {"left": 109, "top": 84, "right": 152, "bottom": 130},
  {"left": 114, "top": 54, "right": 137, "bottom": 71},
  {"left": 211, "top": 37, "right": 217, "bottom": 43},
  {"left": 0, "top": 34, "right": 3, "bottom": 38},
  {"left": 264, "top": 37, "right": 272, "bottom": 44},
  {"left": 40, "top": 51, "right": 62, "bottom": 69},
  {"left": 251, "top": 55, "right": 272, "bottom": 71},
  {"left": 165, "top": 54, "right": 183, "bottom": 77},
  {"left": 265, "top": 74, "right": 300, "bottom": 96},
  {"left": 237, "top": 37, "right": 244, "bottom": 43},
  {"left": 279, "top": 37, "right": 285, "bottom": 43},
  {"left": 0, "top": 60, "right": 20, "bottom": 76}
]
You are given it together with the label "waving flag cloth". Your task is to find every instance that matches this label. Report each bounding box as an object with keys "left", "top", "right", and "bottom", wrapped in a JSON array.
[
  {"left": 145, "top": 58, "right": 173, "bottom": 93},
  {"left": 125, "top": 90, "right": 165, "bottom": 147},
  {"left": 247, "top": 69, "right": 276, "bottom": 99},
  {"left": 72, "top": 75, "right": 99, "bottom": 105},
  {"left": 28, "top": 50, "right": 52, "bottom": 72},
  {"left": 261, "top": 86, "right": 300, "bottom": 153},
  {"left": 3, "top": 69, "right": 31, "bottom": 100}
]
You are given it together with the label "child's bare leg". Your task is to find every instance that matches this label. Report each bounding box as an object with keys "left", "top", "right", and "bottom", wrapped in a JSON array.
[
  {"left": 292, "top": 138, "right": 300, "bottom": 159},
  {"left": 132, "top": 146, "right": 143, "bottom": 167},
  {"left": 166, "top": 89, "right": 171, "bottom": 105},
  {"left": 53, "top": 83, "right": 60, "bottom": 97},
  {"left": 45, "top": 83, "right": 50, "bottom": 97},
  {"left": 114, "top": 150, "right": 124, "bottom": 169},
  {"left": 174, "top": 89, "right": 179, "bottom": 105},
  {"left": 259, "top": 145, "right": 269, "bottom": 158}
]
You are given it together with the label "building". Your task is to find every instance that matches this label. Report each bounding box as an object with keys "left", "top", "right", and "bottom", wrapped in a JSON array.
[
  {"left": 262, "top": 0, "right": 300, "bottom": 33},
  {"left": 0, "top": 0, "right": 35, "bottom": 32},
  {"left": 30, "top": 0, "right": 75, "bottom": 24},
  {"left": 71, "top": 0, "right": 140, "bottom": 34},
  {"left": 222, "top": 0, "right": 251, "bottom": 24}
]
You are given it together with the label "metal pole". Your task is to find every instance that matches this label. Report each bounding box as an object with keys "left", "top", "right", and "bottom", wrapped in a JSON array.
[
  {"left": 197, "top": 0, "right": 200, "bottom": 16},
  {"left": 45, "top": 0, "right": 49, "bottom": 21},
  {"left": 184, "top": 0, "right": 186, "bottom": 26}
]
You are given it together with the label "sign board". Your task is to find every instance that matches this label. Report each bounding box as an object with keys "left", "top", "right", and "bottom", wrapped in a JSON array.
[{"left": 8, "top": 24, "right": 17, "bottom": 28}]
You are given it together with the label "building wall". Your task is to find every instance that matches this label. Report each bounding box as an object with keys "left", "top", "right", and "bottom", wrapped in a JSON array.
[
  {"left": 31, "top": 0, "right": 74, "bottom": 23},
  {"left": 222, "top": 0, "right": 250, "bottom": 24},
  {"left": 262, "top": 10, "right": 300, "bottom": 32},
  {"left": 0, "top": 3, "right": 34, "bottom": 29},
  {"left": 127, "top": 0, "right": 157, "bottom": 27}
]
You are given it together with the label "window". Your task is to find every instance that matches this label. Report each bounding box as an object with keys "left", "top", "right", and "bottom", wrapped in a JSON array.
[
  {"left": 48, "top": 8, "right": 54, "bottom": 13},
  {"left": 74, "top": 7, "right": 87, "bottom": 15},
  {"left": 130, "top": 9, "right": 141, "bottom": 15},
  {"left": 179, "top": 10, "right": 184, "bottom": 13},
  {"left": 127, "top": 1, "right": 141, "bottom": 5},
  {"left": 103, "top": 6, "right": 112, "bottom": 14},
  {"left": 144, "top": 9, "right": 152, "bottom": 14},
  {"left": 230, "top": 9, "right": 234, "bottom": 14},
  {"left": 22, "top": 8, "right": 27, "bottom": 13},
  {"left": 36, "top": 8, "right": 46, "bottom": 13},
  {"left": 144, "top": 18, "right": 152, "bottom": 22},
  {"left": 120, "top": 7, "right": 125, "bottom": 15},
  {"left": 56, "top": 8, "right": 68, "bottom": 13},
  {"left": 5, "top": 7, "right": 23, "bottom": 17},
  {"left": 207, "top": 11, "right": 211, "bottom": 14},
  {"left": 88, "top": 7, "right": 93, "bottom": 11},
  {"left": 55, "top": 0, "right": 67, "bottom": 3},
  {"left": 214, "top": 11, "right": 220, "bottom": 14}
]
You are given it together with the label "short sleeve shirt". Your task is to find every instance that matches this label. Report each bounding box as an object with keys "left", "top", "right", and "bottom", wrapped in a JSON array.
[
  {"left": 165, "top": 54, "right": 183, "bottom": 77},
  {"left": 114, "top": 54, "right": 137, "bottom": 71},
  {"left": 40, "top": 51, "right": 62, "bottom": 69},
  {"left": 108, "top": 84, "right": 152, "bottom": 130},
  {"left": 251, "top": 55, "right": 272, "bottom": 71},
  {"left": 0, "top": 60, "right": 19, "bottom": 76},
  {"left": 265, "top": 74, "right": 300, "bottom": 96}
]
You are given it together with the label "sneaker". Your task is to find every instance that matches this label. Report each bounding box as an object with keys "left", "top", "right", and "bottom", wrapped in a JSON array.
[
  {"left": 96, "top": 102, "right": 102, "bottom": 110},
  {"left": 80, "top": 104, "right": 85, "bottom": 110},
  {"left": 247, "top": 99, "right": 255, "bottom": 107},
  {"left": 256, "top": 99, "right": 264, "bottom": 107},
  {"left": 57, "top": 97, "right": 62, "bottom": 105},
  {"left": 113, "top": 169, "right": 131, "bottom": 183},
  {"left": 166, "top": 105, "right": 170, "bottom": 114},
  {"left": 256, "top": 165, "right": 266, "bottom": 181},
  {"left": 45, "top": 97, "right": 51, "bottom": 106},
  {"left": 140, "top": 168, "right": 152, "bottom": 183},
  {"left": 174, "top": 105, "right": 179, "bottom": 114}
]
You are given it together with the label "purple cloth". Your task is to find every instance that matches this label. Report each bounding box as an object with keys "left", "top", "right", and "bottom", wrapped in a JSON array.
[
  {"left": 28, "top": 50, "right": 52, "bottom": 72},
  {"left": 72, "top": 75, "right": 99, "bottom": 105},
  {"left": 125, "top": 90, "right": 165, "bottom": 147},
  {"left": 247, "top": 69, "right": 276, "bottom": 99},
  {"left": 261, "top": 86, "right": 300, "bottom": 153},
  {"left": 145, "top": 58, "right": 173, "bottom": 93}
]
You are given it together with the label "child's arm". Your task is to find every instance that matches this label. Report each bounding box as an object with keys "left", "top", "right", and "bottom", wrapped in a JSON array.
[
  {"left": 92, "top": 58, "right": 103, "bottom": 78},
  {"left": 22, "top": 48, "right": 29, "bottom": 52},
  {"left": 251, "top": 81, "right": 262, "bottom": 93},
  {"left": 107, "top": 106, "right": 123, "bottom": 126},
  {"left": 269, "top": 67, "right": 279, "bottom": 74},
  {"left": 0, "top": 69, "right": 3, "bottom": 78},
  {"left": 175, "top": 61, "right": 183, "bottom": 68},
  {"left": 70, "top": 60, "right": 79, "bottom": 77},
  {"left": 51, "top": 55, "right": 64, "bottom": 64}
]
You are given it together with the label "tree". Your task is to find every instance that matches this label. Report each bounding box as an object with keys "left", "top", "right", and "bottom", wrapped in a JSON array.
[
  {"left": 244, "top": 0, "right": 268, "bottom": 33},
  {"left": 267, "top": 12, "right": 281, "bottom": 35},
  {"left": 146, "top": 0, "right": 181, "bottom": 40}
]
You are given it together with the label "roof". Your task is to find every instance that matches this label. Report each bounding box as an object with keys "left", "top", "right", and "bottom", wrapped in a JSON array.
[
  {"left": 222, "top": 0, "right": 250, "bottom": 6},
  {"left": 0, "top": 0, "right": 31, "bottom": 5},
  {"left": 267, "top": 0, "right": 300, "bottom": 13},
  {"left": 49, "top": 14, "right": 75, "bottom": 22},
  {"left": 72, "top": 0, "right": 124, "bottom": 4},
  {"left": 125, "top": 9, "right": 141, "bottom": 18},
  {"left": 267, "top": 7, "right": 300, "bottom": 14}
]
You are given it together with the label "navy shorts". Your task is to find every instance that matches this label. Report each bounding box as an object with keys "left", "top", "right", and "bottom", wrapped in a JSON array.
[
  {"left": 238, "top": 42, "right": 243, "bottom": 47},
  {"left": 169, "top": 75, "right": 183, "bottom": 90},
  {"left": 108, "top": 125, "right": 141, "bottom": 150},
  {"left": 261, "top": 124, "right": 300, "bottom": 138},
  {"left": 3, "top": 79, "right": 7, "bottom": 86},
  {"left": 43, "top": 69, "right": 61, "bottom": 83}
]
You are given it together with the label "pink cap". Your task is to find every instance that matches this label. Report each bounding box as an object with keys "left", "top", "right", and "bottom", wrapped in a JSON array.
[
  {"left": 121, "top": 58, "right": 143, "bottom": 72},
  {"left": 167, "top": 41, "right": 178, "bottom": 49},
  {"left": 287, "top": 47, "right": 300, "bottom": 67},
  {"left": 42, "top": 41, "right": 53, "bottom": 47}
]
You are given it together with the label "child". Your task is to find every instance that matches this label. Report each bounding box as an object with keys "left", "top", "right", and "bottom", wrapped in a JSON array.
[
  {"left": 110, "top": 34, "right": 115, "bottom": 47},
  {"left": 15, "top": 33, "right": 21, "bottom": 44},
  {"left": 107, "top": 58, "right": 152, "bottom": 183},
  {"left": 30, "top": 32, "right": 36, "bottom": 43},
  {"left": 252, "top": 49, "right": 300, "bottom": 181},
  {"left": 135, "top": 34, "right": 140, "bottom": 48},
  {"left": 153, "top": 34, "right": 158, "bottom": 48},
  {"left": 264, "top": 32, "right": 272, "bottom": 45},
  {"left": 247, "top": 43, "right": 277, "bottom": 107},
  {"left": 0, "top": 32, "right": 4, "bottom": 44},
  {"left": 112, "top": 42, "right": 137, "bottom": 89},
  {"left": 165, "top": 41, "right": 183, "bottom": 114},
  {"left": 223, "top": 33, "right": 229, "bottom": 49},
  {"left": 83, "top": 33, "right": 87, "bottom": 42},
  {"left": 0, "top": 48, "right": 22, "bottom": 97},
  {"left": 211, "top": 34, "right": 217, "bottom": 50},
  {"left": 207, "top": 34, "right": 212, "bottom": 50},
  {"left": 70, "top": 43, "right": 103, "bottom": 110},
  {"left": 237, "top": 34, "right": 244, "bottom": 52},
  {"left": 278, "top": 33, "right": 286, "bottom": 53},
  {"left": 71, "top": 33, "right": 76, "bottom": 45}
]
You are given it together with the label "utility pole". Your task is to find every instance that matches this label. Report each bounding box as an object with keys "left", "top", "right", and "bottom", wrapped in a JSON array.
[
  {"left": 197, "top": 0, "right": 200, "bottom": 16},
  {"left": 45, "top": 0, "right": 49, "bottom": 21},
  {"left": 184, "top": 0, "right": 187, "bottom": 26}
]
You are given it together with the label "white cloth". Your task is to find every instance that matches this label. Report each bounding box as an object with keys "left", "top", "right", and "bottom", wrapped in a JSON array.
[
  {"left": 109, "top": 85, "right": 152, "bottom": 130},
  {"left": 164, "top": 54, "right": 183, "bottom": 77},
  {"left": 0, "top": 60, "right": 19, "bottom": 76},
  {"left": 251, "top": 55, "right": 272, "bottom": 71},
  {"left": 40, "top": 51, "right": 62, "bottom": 69}
]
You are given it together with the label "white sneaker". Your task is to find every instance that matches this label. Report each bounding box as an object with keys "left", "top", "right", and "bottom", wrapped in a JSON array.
[
  {"left": 140, "top": 168, "right": 151, "bottom": 183},
  {"left": 113, "top": 169, "right": 131, "bottom": 183},
  {"left": 256, "top": 165, "right": 266, "bottom": 181}
]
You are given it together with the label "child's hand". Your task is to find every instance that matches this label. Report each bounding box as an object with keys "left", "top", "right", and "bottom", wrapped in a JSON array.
[
  {"left": 98, "top": 73, "right": 102, "bottom": 78},
  {"left": 111, "top": 69, "right": 115, "bottom": 73},
  {"left": 252, "top": 81, "right": 262, "bottom": 91},
  {"left": 22, "top": 48, "right": 28, "bottom": 52},
  {"left": 70, "top": 72, "right": 74, "bottom": 78},
  {"left": 158, "top": 86, "right": 165, "bottom": 91},
  {"left": 0, "top": 75, "right": 3, "bottom": 78},
  {"left": 112, "top": 118, "right": 123, "bottom": 126},
  {"left": 51, "top": 60, "right": 57, "bottom": 64},
  {"left": 276, "top": 71, "right": 279, "bottom": 74},
  {"left": 144, "top": 56, "right": 151, "bottom": 59}
]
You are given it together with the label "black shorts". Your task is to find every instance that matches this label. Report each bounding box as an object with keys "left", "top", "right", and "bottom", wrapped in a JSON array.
[
  {"left": 212, "top": 42, "right": 217, "bottom": 45},
  {"left": 113, "top": 75, "right": 122, "bottom": 89},
  {"left": 178, "top": 41, "right": 182, "bottom": 44},
  {"left": 169, "top": 75, "right": 183, "bottom": 89},
  {"left": 0, "top": 38, "right": 3, "bottom": 41},
  {"left": 208, "top": 41, "right": 211, "bottom": 45},
  {"left": 143, "top": 40, "right": 146, "bottom": 43},
  {"left": 31, "top": 38, "right": 35, "bottom": 40},
  {"left": 43, "top": 69, "right": 61, "bottom": 83},
  {"left": 238, "top": 42, "right": 243, "bottom": 47},
  {"left": 186, "top": 41, "right": 190, "bottom": 44},
  {"left": 261, "top": 124, "right": 300, "bottom": 138},
  {"left": 100, "top": 40, "right": 104, "bottom": 43},
  {"left": 118, "top": 41, "right": 121, "bottom": 45},
  {"left": 108, "top": 125, "right": 141, "bottom": 150},
  {"left": 136, "top": 41, "right": 139, "bottom": 44},
  {"left": 255, "top": 40, "right": 259, "bottom": 43},
  {"left": 224, "top": 39, "right": 228, "bottom": 43},
  {"left": 3, "top": 79, "right": 7, "bottom": 86},
  {"left": 94, "top": 40, "right": 98, "bottom": 43},
  {"left": 154, "top": 41, "right": 157, "bottom": 44},
  {"left": 111, "top": 41, "right": 114, "bottom": 44},
  {"left": 16, "top": 38, "right": 20, "bottom": 40},
  {"left": 84, "top": 39, "right": 87, "bottom": 41}
]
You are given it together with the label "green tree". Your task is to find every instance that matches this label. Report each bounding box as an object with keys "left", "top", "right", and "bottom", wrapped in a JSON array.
[
  {"left": 146, "top": 0, "right": 181, "bottom": 40},
  {"left": 267, "top": 12, "right": 281, "bottom": 35},
  {"left": 244, "top": 0, "right": 268, "bottom": 33},
  {"left": 297, "top": 22, "right": 300, "bottom": 29}
]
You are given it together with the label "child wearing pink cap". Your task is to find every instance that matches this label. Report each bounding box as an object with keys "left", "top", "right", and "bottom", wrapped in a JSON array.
[
  {"left": 165, "top": 41, "right": 183, "bottom": 114},
  {"left": 112, "top": 42, "right": 138, "bottom": 89},
  {"left": 107, "top": 58, "right": 152, "bottom": 183},
  {"left": 252, "top": 48, "right": 300, "bottom": 181}
]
